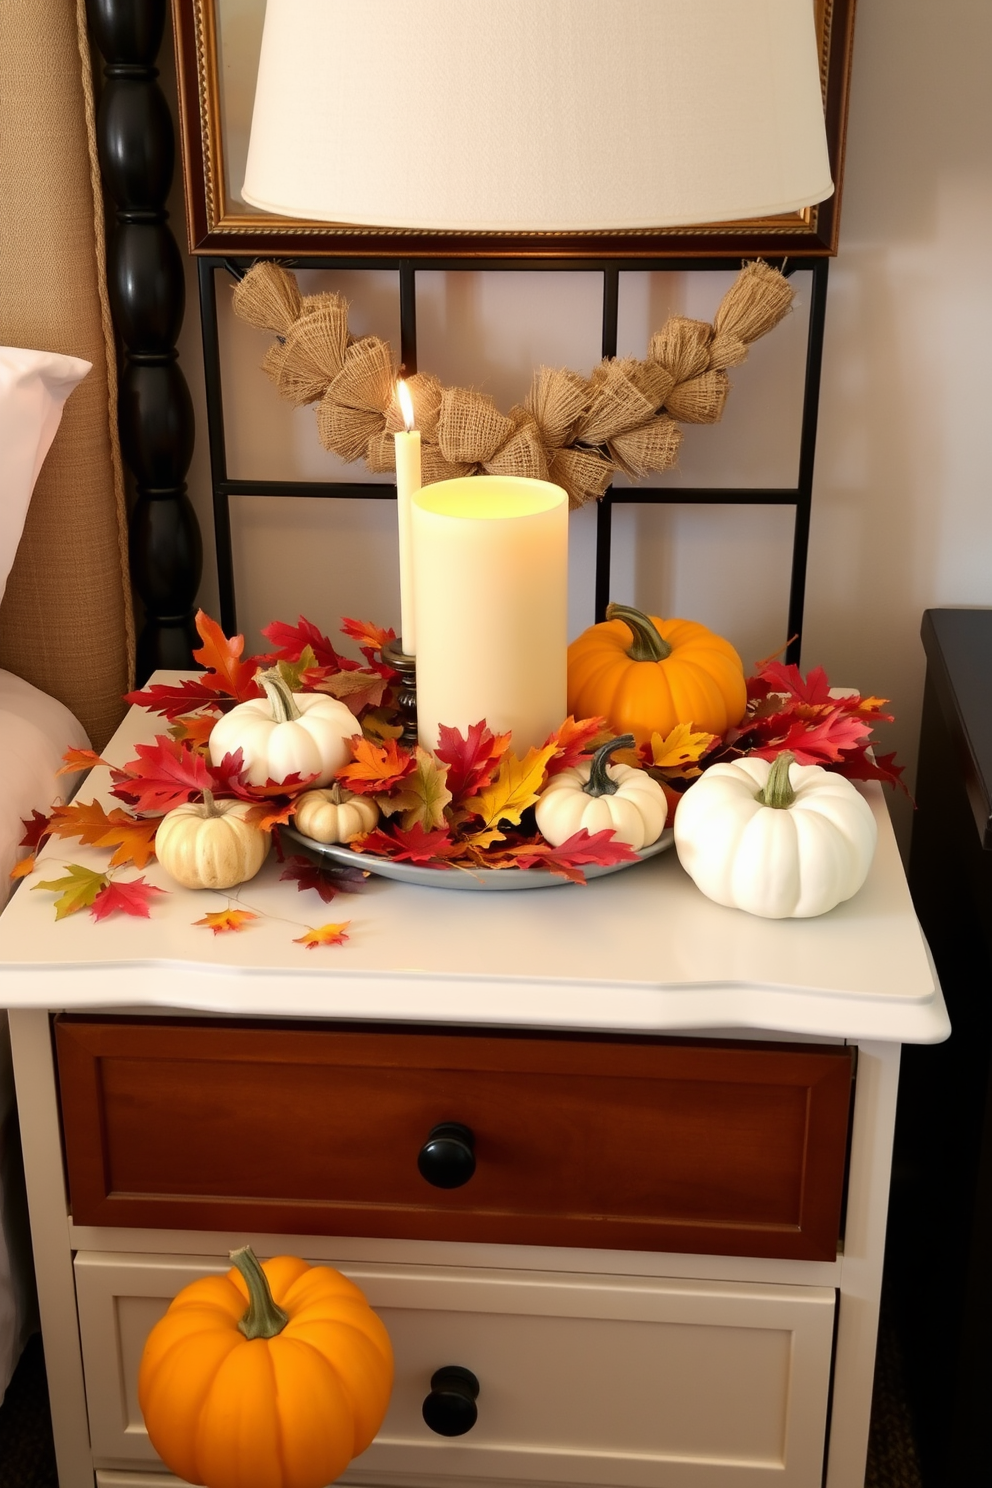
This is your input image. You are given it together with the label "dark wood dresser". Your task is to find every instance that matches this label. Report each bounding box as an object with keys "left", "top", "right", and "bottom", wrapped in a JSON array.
[{"left": 894, "top": 608, "right": 992, "bottom": 1483}]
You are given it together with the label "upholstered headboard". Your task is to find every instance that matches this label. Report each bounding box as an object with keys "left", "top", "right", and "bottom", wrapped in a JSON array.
[{"left": 0, "top": 0, "right": 133, "bottom": 750}]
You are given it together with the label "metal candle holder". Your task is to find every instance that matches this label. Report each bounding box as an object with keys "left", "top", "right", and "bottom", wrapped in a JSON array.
[{"left": 381, "top": 639, "right": 418, "bottom": 748}]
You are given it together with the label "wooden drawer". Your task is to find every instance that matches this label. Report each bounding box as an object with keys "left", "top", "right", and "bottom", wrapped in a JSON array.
[
  {"left": 56, "top": 1018, "right": 853, "bottom": 1260},
  {"left": 75, "top": 1251, "right": 836, "bottom": 1488}
]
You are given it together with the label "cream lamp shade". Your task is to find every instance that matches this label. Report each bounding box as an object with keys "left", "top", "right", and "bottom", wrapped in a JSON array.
[{"left": 242, "top": 0, "right": 834, "bottom": 233}]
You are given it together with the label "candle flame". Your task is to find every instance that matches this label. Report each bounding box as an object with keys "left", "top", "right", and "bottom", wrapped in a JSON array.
[{"left": 396, "top": 377, "right": 415, "bottom": 433}]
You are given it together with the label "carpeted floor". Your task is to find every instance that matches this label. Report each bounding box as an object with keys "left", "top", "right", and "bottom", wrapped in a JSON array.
[{"left": 0, "top": 1318, "right": 923, "bottom": 1488}]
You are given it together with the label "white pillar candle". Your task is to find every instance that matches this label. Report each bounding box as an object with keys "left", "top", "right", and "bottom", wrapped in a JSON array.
[
  {"left": 412, "top": 476, "right": 568, "bottom": 753},
  {"left": 394, "top": 379, "right": 421, "bottom": 654}
]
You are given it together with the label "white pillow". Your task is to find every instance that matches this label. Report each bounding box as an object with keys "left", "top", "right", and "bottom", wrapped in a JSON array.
[{"left": 0, "top": 345, "right": 92, "bottom": 601}]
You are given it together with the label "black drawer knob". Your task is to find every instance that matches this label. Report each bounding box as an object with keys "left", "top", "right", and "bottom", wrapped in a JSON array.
[
  {"left": 417, "top": 1122, "right": 475, "bottom": 1188},
  {"left": 422, "top": 1365, "right": 480, "bottom": 1436}
]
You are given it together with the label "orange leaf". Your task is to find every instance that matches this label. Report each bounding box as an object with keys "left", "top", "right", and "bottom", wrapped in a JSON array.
[
  {"left": 57, "top": 747, "right": 108, "bottom": 777},
  {"left": 194, "top": 909, "right": 259, "bottom": 935},
  {"left": 47, "top": 800, "right": 160, "bottom": 869},
  {"left": 337, "top": 736, "right": 415, "bottom": 795},
  {"left": 169, "top": 712, "right": 219, "bottom": 749},
  {"left": 243, "top": 798, "right": 296, "bottom": 831},
  {"left": 294, "top": 921, "right": 351, "bottom": 949},
  {"left": 192, "top": 610, "right": 263, "bottom": 701},
  {"left": 10, "top": 854, "right": 35, "bottom": 881}
]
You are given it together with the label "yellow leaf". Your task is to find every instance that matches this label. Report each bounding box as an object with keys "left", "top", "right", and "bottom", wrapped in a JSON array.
[
  {"left": 361, "top": 708, "right": 404, "bottom": 741},
  {"left": 32, "top": 863, "right": 109, "bottom": 920},
  {"left": 294, "top": 921, "right": 351, "bottom": 949},
  {"left": 378, "top": 747, "right": 452, "bottom": 831},
  {"left": 649, "top": 723, "right": 718, "bottom": 777},
  {"left": 194, "top": 909, "right": 259, "bottom": 935},
  {"left": 473, "top": 742, "right": 558, "bottom": 839}
]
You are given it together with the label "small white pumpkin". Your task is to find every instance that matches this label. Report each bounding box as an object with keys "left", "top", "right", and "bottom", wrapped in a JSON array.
[
  {"left": 293, "top": 784, "right": 379, "bottom": 844},
  {"left": 535, "top": 733, "right": 668, "bottom": 851},
  {"left": 155, "top": 791, "right": 270, "bottom": 890},
  {"left": 673, "top": 750, "right": 877, "bottom": 919},
  {"left": 208, "top": 668, "right": 357, "bottom": 788}
]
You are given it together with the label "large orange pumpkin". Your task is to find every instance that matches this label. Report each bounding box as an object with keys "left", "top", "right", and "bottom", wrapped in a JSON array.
[
  {"left": 138, "top": 1247, "right": 393, "bottom": 1488},
  {"left": 567, "top": 603, "right": 747, "bottom": 746}
]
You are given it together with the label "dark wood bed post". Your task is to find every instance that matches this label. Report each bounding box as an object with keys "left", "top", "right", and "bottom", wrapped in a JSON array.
[{"left": 86, "top": 0, "right": 202, "bottom": 680}]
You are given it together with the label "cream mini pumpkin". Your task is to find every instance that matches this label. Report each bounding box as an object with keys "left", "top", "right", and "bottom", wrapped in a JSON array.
[
  {"left": 208, "top": 668, "right": 357, "bottom": 788},
  {"left": 535, "top": 733, "right": 668, "bottom": 851},
  {"left": 673, "top": 751, "right": 877, "bottom": 919},
  {"left": 155, "top": 792, "right": 270, "bottom": 890},
  {"left": 293, "top": 784, "right": 379, "bottom": 844}
]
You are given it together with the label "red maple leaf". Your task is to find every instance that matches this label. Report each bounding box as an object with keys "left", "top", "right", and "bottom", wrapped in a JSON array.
[
  {"left": 833, "top": 748, "right": 907, "bottom": 791},
  {"left": 111, "top": 736, "right": 216, "bottom": 813},
  {"left": 352, "top": 823, "right": 459, "bottom": 865},
  {"left": 125, "top": 678, "right": 234, "bottom": 721},
  {"left": 19, "top": 809, "right": 52, "bottom": 850},
  {"left": 748, "top": 708, "right": 871, "bottom": 765},
  {"left": 512, "top": 828, "right": 639, "bottom": 882},
  {"left": 260, "top": 615, "right": 354, "bottom": 670},
  {"left": 89, "top": 877, "right": 167, "bottom": 921},
  {"left": 435, "top": 720, "right": 511, "bottom": 802},
  {"left": 339, "top": 616, "right": 398, "bottom": 675}
]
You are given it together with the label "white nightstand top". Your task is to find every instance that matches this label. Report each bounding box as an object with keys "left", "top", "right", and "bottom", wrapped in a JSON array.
[{"left": 0, "top": 688, "right": 949, "bottom": 1045}]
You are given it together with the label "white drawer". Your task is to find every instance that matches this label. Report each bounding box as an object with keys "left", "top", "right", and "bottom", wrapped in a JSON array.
[{"left": 75, "top": 1251, "right": 835, "bottom": 1488}]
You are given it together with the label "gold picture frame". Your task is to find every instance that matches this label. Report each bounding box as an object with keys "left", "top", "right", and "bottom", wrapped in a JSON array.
[{"left": 171, "top": 0, "right": 856, "bottom": 259}]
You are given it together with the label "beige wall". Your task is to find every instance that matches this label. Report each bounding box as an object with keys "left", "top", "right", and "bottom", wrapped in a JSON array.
[{"left": 171, "top": 0, "right": 992, "bottom": 856}]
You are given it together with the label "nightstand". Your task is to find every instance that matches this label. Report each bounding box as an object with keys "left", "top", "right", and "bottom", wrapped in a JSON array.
[{"left": 0, "top": 685, "right": 948, "bottom": 1488}]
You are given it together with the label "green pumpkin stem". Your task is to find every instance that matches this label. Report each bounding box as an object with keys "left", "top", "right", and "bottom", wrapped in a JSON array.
[
  {"left": 756, "top": 752, "right": 797, "bottom": 810},
  {"left": 583, "top": 734, "right": 636, "bottom": 798},
  {"left": 605, "top": 603, "right": 672, "bottom": 663},
  {"left": 230, "top": 1245, "right": 289, "bottom": 1340},
  {"left": 256, "top": 667, "right": 302, "bottom": 723}
]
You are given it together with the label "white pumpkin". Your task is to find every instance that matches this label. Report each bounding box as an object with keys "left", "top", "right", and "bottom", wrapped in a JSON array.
[
  {"left": 673, "top": 751, "right": 877, "bottom": 919},
  {"left": 293, "top": 784, "right": 379, "bottom": 844},
  {"left": 535, "top": 733, "right": 668, "bottom": 851},
  {"left": 155, "top": 792, "right": 270, "bottom": 890},
  {"left": 208, "top": 668, "right": 357, "bottom": 788}
]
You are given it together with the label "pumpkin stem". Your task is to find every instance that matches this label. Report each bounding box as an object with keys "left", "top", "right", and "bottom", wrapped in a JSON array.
[
  {"left": 606, "top": 603, "right": 672, "bottom": 663},
  {"left": 256, "top": 667, "right": 302, "bottom": 724},
  {"left": 230, "top": 1245, "right": 289, "bottom": 1340},
  {"left": 201, "top": 788, "right": 220, "bottom": 817},
  {"left": 583, "top": 734, "right": 636, "bottom": 798},
  {"left": 756, "top": 752, "right": 797, "bottom": 810}
]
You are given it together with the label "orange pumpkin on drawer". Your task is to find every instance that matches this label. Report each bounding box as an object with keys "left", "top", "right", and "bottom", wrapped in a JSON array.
[
  {"left": 138, "top": 1247, "right": 393, "bottom": 1488},
  {"left": 567, "top": 602, "right": 747, "bottom": 746}
]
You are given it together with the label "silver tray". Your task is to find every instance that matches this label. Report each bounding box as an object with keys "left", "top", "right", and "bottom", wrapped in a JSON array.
[{"left": 282, "top": 825, "right": 674, "bottom": 891}]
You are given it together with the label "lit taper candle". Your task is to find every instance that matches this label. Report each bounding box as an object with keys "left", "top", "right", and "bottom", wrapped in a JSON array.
[{"left": 394, "top": 378, "right": 421, "bottom": 654}]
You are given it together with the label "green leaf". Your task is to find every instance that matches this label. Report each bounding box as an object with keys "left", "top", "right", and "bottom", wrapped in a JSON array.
[{"left": 33, "top": 863, "right": 110, "bottom": 920}]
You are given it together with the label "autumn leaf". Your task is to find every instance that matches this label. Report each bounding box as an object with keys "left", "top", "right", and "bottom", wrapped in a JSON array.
[
  {"left": 125, "top": 677, "right": 240, "bottom": 721},
  {"left": 274, "top": 645, "right": 320, "bottom": 692},
  {"left": 111, "top": 736, "right": 217, "bottom": 813},
  {"left": 56, "top": 747, "right": 108, "bottom": 777},
  {"left": 33, "top": 863, "right": 109, "bottom": 919},
  {"left": 312, "top": 668, "right": 388, "bottom": 716},
  {"left": 191, "top": 610, "right": 264, "bottom": 702},
  {"left": 435, "top": 720, "right": 511, "bottom": 803},
  {"left": 352, "top": 823, "right": 459, "bottom": 865},
  {"left": 542, "top": 716, "right": 610, "bottom": 776},
  {"left": 833, "top": 747, "right": 906, "bottom": 790},
  {"left": 47, "top": 800, "right": 160, "bottom": 869},
  {"left": 261, "top": 616, "right": 351, "bottom": 670},
  {"left": 194, "top": 908, "right": 259, "bottom": 934},
  {"left": 19, "top": 809, "right": 51, "bottom": 849},
  {"left": 89, "top": 876, "right": 167, "bottom": 921},
  {"left": 378, "top": 746, "right": 452, "bottom": 831},
  {"left": 337, "top": 736, "right": 415, "bottom": 795},
  {"left": 749, "top": 708, "right": 871, "bottom": 765},
  {"left": 361, "top": 708, "right": 404, "bottom": 742},
  {"left": 339, "top": 616, "right": 395, "bottom": 654},
  {"left": 469, "top": 742, "right": 558, "bottom": 838},
  {"left": 280, "top": 856, "right": 368, "bottom": 903},
  {"left": 242, "top": 797, "right": 298, "bottom": 832},
  {"left": 10, "top": 854, "right": 35, "bottom": 881},
  {"left": 649, "top": 723, "right": 719, "bottom": 779},
  {"left": 169, "top": 711, "right": 221, "bottom": 749},
  {"left": 294, "top": 921, "right": 351, "bottom": 949},
  {"left": 513, "top": 828, "right": 640, "bottom": 874}
]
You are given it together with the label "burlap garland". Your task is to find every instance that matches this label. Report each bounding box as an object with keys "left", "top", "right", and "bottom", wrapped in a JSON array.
[{"left": 232, "top": 259, "right": 795, "bottom": 509}]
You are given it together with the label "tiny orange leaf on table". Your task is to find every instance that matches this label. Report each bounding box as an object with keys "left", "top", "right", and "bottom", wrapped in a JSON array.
[
  {"left": 194, "top": 908, "right": 258, "bottom": 934},
  {"left": 294, "top": 921, "right": 351, "bottom": 949},
  {"left": 10, "top": 854, "right": 35, "bottom": 881}
]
